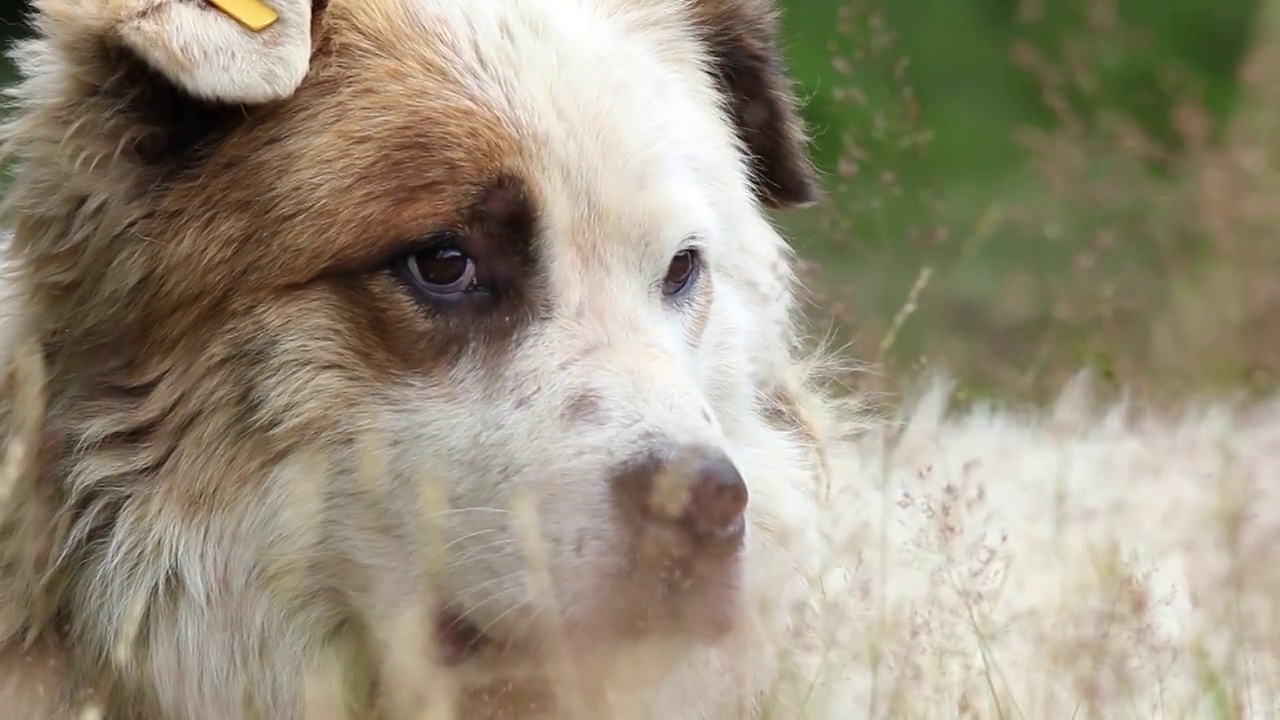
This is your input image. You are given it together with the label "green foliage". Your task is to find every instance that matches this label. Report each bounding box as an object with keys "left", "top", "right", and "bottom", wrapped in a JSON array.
[
  {"left": 771, "top": 0, "right": 1276, "bottom": 404},
  {"left": 778, "top": 0, "right": 1259, "bottom": 181}
]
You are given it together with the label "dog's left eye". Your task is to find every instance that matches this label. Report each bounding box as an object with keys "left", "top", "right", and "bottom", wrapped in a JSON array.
[
  {"left": 395, "top": 237, "right": 480, "bottom": 303},
  {"left": 663, "top": 249, "right": 700, "bottom": 297}
]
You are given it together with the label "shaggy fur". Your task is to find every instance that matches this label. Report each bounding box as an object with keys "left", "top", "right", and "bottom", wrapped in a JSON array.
[
  {"left": 0, "top": 0, "right": 830, "bottom": 717},
  {"left": 0, "top": 0, "right": 1277, "bottom": 719}
]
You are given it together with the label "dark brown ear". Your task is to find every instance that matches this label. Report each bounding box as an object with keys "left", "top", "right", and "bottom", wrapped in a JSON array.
[{"left": 690, "top": 0, "right": 819, "bottom": 209}]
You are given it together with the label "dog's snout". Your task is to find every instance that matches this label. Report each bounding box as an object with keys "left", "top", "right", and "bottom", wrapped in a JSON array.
[
  {"left": 674, "top": 449, "right": 749, "bottom": 545},
  {"left": 613, "top": 444, "right": 748, "bottom": 553}
]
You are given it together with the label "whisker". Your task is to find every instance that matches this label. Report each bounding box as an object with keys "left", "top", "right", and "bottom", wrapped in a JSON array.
[
  {"left": 445, "top": 544, "right": 518, "bottom": 569},
  {"left": 436, "top": 527, "right": 507, "bottom": 555},
  {"left": 422, "top": 507, "right": 515, "bottom": 519},
  {"left": 469, "top": 591, "right": 538, "bottom": 644},
  {"left": 447, "top": 572, "right": 527, "bottom": 605}
]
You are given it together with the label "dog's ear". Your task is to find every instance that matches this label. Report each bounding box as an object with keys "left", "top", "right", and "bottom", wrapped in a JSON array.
[
  {"left": 689, "top": 0, "right": 819, "bottom": 209},
  {"left": 16, "top": 0, "right": 323, "bottom": 165},
  {"left": 37, "top": 0, "right": 318, "bottom": 104}
]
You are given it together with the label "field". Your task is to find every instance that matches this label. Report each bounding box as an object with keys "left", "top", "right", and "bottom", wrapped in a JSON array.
[{"left": 0, "top": 0, "right": 1276, "bottom": 717}]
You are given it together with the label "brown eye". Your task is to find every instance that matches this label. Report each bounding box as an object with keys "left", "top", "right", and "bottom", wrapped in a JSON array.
[
  {"left": 399, "top": 241, "right": 477, "bottom": 301},
  {"left": 663, "top": 249, "right": 699, "bottom": 297}
]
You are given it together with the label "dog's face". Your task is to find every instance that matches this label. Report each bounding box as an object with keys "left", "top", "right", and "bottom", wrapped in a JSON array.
[{"left": 4, "top": 0, "right": 821, "bottom": 712}]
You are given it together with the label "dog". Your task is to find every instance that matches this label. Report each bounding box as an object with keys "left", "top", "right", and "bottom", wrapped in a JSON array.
[
  {"left": 6, "top": 2, "right": 1280, "bottom": 719},
  {"left": 0, "top": 0, "right": 854, "bottom": 717}
]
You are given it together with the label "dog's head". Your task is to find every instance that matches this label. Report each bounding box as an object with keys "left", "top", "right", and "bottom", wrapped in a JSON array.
[{"left": 2, "top": 0, "right": 825, "bottom": 713}]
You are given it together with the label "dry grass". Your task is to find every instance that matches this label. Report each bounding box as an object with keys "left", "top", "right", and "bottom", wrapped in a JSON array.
[{"left": 752, "top": 0, "right": 1280, "bottom": 714}]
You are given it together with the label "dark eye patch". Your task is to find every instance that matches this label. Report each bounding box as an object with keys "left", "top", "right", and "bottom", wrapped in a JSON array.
[{"left": 383, "top": 175, "right": 542, "bottom": 315}]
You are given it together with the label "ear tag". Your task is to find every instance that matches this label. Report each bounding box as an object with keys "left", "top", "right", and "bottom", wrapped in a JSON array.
[{"left": 205, "top": 0, "right": 280, "bottom": 32}]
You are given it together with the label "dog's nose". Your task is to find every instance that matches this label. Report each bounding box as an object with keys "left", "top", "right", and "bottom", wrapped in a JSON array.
[{"left": 612, "top": 444, "right": 749, "bottom": 553}]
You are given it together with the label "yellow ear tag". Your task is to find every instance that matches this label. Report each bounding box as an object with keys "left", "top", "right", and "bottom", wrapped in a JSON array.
[{"left": 206, "top": 0, "right": 280, "bottom": 32}]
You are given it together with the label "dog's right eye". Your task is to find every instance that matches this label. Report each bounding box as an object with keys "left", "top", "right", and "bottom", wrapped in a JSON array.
[
  {"left": 663, "top": 248, "right": 700, "bottom": 298},
  {"left": 395, "top": 239, "right": 479, "bottom": 303}
]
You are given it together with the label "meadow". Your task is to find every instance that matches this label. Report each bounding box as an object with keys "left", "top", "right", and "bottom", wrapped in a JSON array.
[{"left": 0, "top": 1, "right": 1276, "bottom": 717}]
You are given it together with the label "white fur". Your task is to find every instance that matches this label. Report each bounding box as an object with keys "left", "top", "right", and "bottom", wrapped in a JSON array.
[
  {"left": 316, "top": 6, "right": 825, "bottom": 716},
  {"left": 110, "top": 0, "right": 312, "bottom": 103}
]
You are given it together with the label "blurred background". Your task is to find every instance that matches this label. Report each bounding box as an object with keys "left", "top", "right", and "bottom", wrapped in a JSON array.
[{"left": 0, "top": 0, "right": 1275, "bottom": 404}]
